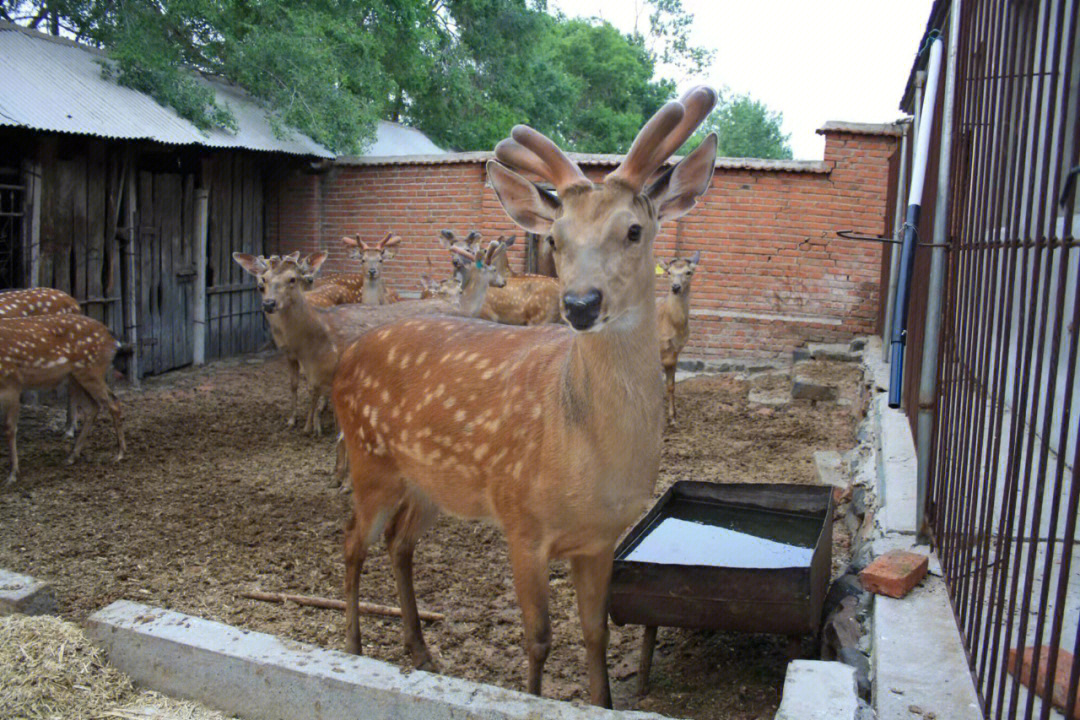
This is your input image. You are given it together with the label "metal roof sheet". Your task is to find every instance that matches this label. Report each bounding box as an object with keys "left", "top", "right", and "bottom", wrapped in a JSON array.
[
  {"left": 0, "top": 21, "right": 333, "bottom": 157},
  {"left": 337, "top": 150, "right": 831, "bottom": 174},
  {"left": 367, "top": 121, "right": 445, "bottom": 156},
  {"left": 816, "top": 121, "right": 908, "bottom": 137}
]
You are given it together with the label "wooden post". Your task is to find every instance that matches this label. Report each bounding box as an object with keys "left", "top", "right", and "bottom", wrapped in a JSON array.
[
  {"left": 193, "top": 186, "right": 209, "bottom": 365},
  {"left": 123, "top": 149, "right": 140, "bottom": 386},
  {"left": 21, "top": 154, "right": 42, "bottom": 287}
]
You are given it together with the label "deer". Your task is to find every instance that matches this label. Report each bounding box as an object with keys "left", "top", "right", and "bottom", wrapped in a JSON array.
[
  {"left": 341, "top": 232, "right": 402, "bottom": 305},
  {"left": 656, "top": 251, "right": 701, "bottom": 424},
  {"left": 330, "top": 86, "right": 718, "bottom": 707},
  {"left": 478, "top": 234, "right": 562, "bottom": 326},
  {"left": 1, "top": 313, "right": 126, "bottom": 484},
  {"left": 0, "top": 287, "right": 85, "bottom": 437},
  {"left": 234, "top": 241, "right": 508, "bottom": 438}
]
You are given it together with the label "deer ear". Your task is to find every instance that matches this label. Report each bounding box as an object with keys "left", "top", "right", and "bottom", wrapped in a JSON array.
[
  {"left": 284, "top": 251, "right": 301, "bottom": 263},
  {"left": 487, "top": 161, "right": 561, "bottom": 234},
  {"left": 439, "top": 230, "right": 455, "bottom": 248},
  {"left": 233, "top": 252, "right": 267, "bottom": 277},
  {"left": 503, "top": 234, "right": 517, "bottom": 249},
  {"left": 646, "top": 133, "right": 717, "bottom": 223},
  {"left": 304, "top": 251, "right": 329, "bottom": 277},
  {"left": 690, "top": 250, "right": 701, "bottom": 266},
  {"left": 382, "top": 235, "right": 402, "bottom": 260}
]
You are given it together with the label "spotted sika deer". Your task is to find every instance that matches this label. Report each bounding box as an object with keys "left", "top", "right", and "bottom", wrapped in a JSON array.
[
  {"left": 0, "top": 314, "right": 126, "bottom": 484},
  {"left": 331, "top": 87, "right": 718, "bottom": 707},
  {"left": 656, "top": 251, "right": 700, "bottom": 423},
  {"left": 0, "top": 287, "right": 85, "bottom": 437},
  {"left": 478, "top": 235, "right": 561, "bottom": 325},
  {"left": 342, "top": 232, "right": 401, "bottom": 305}
]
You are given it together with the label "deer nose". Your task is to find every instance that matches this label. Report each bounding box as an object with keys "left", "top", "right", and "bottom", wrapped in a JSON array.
[
  {"left": 262, "top": 298, "right": 277, "bottom": 313},
  {"left": 562, "top": 289, "right": 603, "bottom": 330},
  {"left": 672, "top": 283, "right": 683, "bottom": 294},
  {"left": 368, "top": 267, "right": 378, "bottom": 278}
]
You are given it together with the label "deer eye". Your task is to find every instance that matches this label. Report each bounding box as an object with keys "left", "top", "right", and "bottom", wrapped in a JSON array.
[
  {"left": 257, "top": 281, "right": 265, "bottom": 291},
  {"left": 547, "top": 236, "right": 556, "bottom": 249},
  {"left": 289, "top": 277, "right": 297, "bottom": 284},
  {"left": 627, "top": 224, "right": 642, "bottom": 243}
]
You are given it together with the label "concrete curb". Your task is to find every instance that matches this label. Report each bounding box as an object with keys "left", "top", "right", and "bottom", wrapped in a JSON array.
[
  {"left": 87, "top": 600, "right": 670, "bottom": 720},
  {"left": 774, "top": 660, "right": 860, "bottom": 720},
  {"left": 0, "top": 568, "right": 57, "bottom": 616}
]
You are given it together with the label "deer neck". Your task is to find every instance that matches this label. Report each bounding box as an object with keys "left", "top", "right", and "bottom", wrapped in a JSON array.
[
  {"left": 663, "top": 284, "right": 692, "bottom": 324},
  {"left": 458, "top": 270, "right": 489, "bottom": 317},
  {"left": 279, "top": 294, "right": 333, "bottom": 357},
  {"left": 361, "top": 278, "right": 383, "bottom": 305}
]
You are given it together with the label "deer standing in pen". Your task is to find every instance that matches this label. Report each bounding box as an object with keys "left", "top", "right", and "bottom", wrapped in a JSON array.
[
  {"left": 0, "top": 287, "right": 85, "bottom": 437},
  {"left": 0, "top": 313, "right": 126, "bottom": 484},
  {"left": 657, "top": 251, "right": 701, "bottom": 423},
  {"left": 235, "top": 242, "right": 507, "bottom": 437},
  {"left": 478, "top": 235, "right": 562, "bottom": 326},
  {"left": 341, "top": 232, "right": 401, "bottom": 305},
  {"left": 331, "top": 87, "right": 718, "bottom": 707}
]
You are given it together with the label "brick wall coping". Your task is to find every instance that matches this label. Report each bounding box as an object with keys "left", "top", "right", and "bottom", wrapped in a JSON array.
[
  {"left": 817, "top": 120, "right": 909, "bottom": 136},
  {"left": 336, "top": 150, "right": 831, "bottom": 174}
]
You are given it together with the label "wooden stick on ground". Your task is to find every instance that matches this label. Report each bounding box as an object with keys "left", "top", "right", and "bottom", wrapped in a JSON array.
[{"left": 240, "top": 590, "right": 445, "bottom": 623}]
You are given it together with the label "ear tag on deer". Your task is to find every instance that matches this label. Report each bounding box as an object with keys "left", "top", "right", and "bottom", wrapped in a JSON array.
[
  {"left": 476, "top": 258, "right": 484, "bottom": 269},
  {"left": 655, "top": 263, "right": 665, "bottom": 276}
]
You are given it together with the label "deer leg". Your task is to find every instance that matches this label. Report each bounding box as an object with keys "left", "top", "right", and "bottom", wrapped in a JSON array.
[
  {"left": 63, "top": 379, "right": 78, "bottom": 438},
  {"left": 570, "top": 549, "right": 615, "bottom": 708},
  {"left": 384, "top": 499, "right": 439, "bottom": 671},
  {"left": 2, "top": 390, "right": 18, "bottom": 485},
  {"left": 286, "top": 357, "right": 300, "bottom": 428},
  {"left": 332, "top": 432, "right": 348, "bottom": 488},
  {"left": 664, "top": 364, "right": 677, "bottom": 424},
  {"left": 508, "top": 539, "right": 552, "bottom": 697},
  {"left": 342, "top": 456, "right": 398, "bottom": 655},
  {"left": 71, "top": 372, "right": 125, "bottom": 463},
  {"left": 303, "top": 389, "right": 321, "bottom": 436},
  {"left": 66, "top": 390, "right": 99, "bottom": 466}
]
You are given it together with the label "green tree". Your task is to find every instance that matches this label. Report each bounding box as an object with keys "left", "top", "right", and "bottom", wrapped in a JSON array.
[{"left": 681, "top": 89, "right": 793, "bottom": 159}]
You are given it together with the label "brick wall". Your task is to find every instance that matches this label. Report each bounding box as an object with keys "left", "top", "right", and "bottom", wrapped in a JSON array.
[{"left": 273, "top": 126, "right": 897, "bottom": 361}]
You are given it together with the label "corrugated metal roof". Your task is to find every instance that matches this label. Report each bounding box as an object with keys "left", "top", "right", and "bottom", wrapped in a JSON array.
[
  {"left": 367, "top": 121, "right": 445, "bottom": 156},
  {"left": 816, "top": 120, "right": 908, "bottom": 137},
  {"left": 0, "top": 21, "right": 333, "bottom": 157},
  {"left": 338, "top": 150, "right": 831, "bottom": 174}
]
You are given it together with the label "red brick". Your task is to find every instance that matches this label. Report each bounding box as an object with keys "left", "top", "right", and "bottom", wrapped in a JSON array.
[
  {"left": 859, "top": 549, "right": 929, "bottom": 598},
  {"left": 1008, "top": 646, "right": 1080, "bottom": 719}
]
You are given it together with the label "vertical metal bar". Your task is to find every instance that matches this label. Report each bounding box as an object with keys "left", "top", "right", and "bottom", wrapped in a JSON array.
[
  {"left": 884, "top": 126, "right": 912, "bottom": 359},
  {"left": 193, "top": 186, "right": 209, "bottom": 366},
  {"left": 917, "top": 0, "right": 962, "bottom": 538}
]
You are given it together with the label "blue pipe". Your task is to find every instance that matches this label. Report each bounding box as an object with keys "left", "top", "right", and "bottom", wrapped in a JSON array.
[{"left": 889, "top": 204, "right": 922, "bottom": 407}]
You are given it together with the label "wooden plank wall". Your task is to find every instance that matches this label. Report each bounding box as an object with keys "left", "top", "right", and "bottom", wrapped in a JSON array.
[
  {"left": 34, "top": 136, "right": 124, "bottom": 339},
  {"left": 205, "top": 152, "right": 268, "bottom": 362}
]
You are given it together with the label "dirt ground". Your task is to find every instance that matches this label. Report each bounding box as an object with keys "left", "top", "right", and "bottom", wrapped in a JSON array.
[{"left": 0, "top": 354, "right": 865, "bottom": 720}]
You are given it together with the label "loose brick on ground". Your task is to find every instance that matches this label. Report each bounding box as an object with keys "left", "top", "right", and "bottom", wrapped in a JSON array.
[
  {"left": 859, "top": 549, "right": 928, "bottom": 598},
  {"left": 1007, "top": 646, "right": 1080, "bottom": 719}
]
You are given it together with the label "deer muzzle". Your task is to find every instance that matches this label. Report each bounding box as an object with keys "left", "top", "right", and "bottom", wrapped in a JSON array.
[{"left": 562, "top": 289, "right": 603, "bottom": 331}]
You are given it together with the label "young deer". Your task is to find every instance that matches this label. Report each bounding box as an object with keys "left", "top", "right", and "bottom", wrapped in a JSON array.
[
  {"left": 331, "top": 87, "right": 718, "bottom": 707},
  {"left": 342, "top": 232, "right": 401, "bottom": 305},
  {"left": 479, "top": 235, "right": 562, "bottom": 326},
  {"left": 0, "top": 287, "right": 84, "bottom": 437},
  {"left": 1, "top": 314, "right": 126, "bottom": 484},
  {"left": 656, "top": 251, "right": 700, "bottom": 423},
  {"left": 437, "top": 229, "right": 481, "bottom": 286}
]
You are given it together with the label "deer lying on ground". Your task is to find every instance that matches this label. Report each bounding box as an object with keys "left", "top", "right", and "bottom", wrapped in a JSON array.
[
  {"left": 656, "top": 251, "right": 700, "bottom": 424},
  {"left": 478, "top": 234, "right": 562, "bottom": 325},
  {"left": 306, "top": 272, "right": 365, "bottom": 307},
  {"left": 234, "top": 241, "right": 507, "bottom": 437},
  {"left": 1, "top": 314, "right": 126, "bottom": 484},
  {"left": 0, "top": 287, "right": 85, "bottom": 437},
  {"left": 331, "top": 86, "right": 718, "bottom": 707},
  {"left": 341, "top": 232, "right": 401, "bottom": 305}
]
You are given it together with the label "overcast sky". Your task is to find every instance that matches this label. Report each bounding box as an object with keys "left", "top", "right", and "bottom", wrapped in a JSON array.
[{"left": 549, "top": 0, "right": 932, "bottom": 159}]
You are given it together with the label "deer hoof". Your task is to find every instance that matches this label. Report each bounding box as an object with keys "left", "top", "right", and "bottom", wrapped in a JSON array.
[
  {"left": 4, "top": 471, "right": 15, "bottom": 486},
  {"left": 286, "top": 417, "right": 296, "bottom": 428},
  {"left": 65, "top": 454, "right": 77, "bottom": 466},
  {"left": 414, "top": 653, "right": 439, "bottom": 673},
  {"left": 115, "top": 451, "right": 125, "bottom": 463}
]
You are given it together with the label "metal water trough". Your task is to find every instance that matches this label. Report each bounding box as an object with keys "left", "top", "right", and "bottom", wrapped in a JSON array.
[{"left": 609, "top": 481, "right": 834, "bottom": 693}]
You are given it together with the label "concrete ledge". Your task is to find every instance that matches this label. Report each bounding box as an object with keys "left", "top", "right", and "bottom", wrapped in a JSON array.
[
  {"left": 875, "top": 397, "right": 918, "bottom": 534},
  {"left": 87, "top": 601, "right": 667, "bottom": 720},
  {"left": 873, "top": 573, "right": 982, "bottom": 720},
  {"left": 0, "top": 568, "right": 57, "bottom": 615},
  {"left": 774, "top": 660, "right": 859, "bottom": 720}
]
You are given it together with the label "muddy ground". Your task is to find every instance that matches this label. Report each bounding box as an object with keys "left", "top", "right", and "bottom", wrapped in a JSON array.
[{"left": 0, "top": 354, "right": 865, "bottom": 720}]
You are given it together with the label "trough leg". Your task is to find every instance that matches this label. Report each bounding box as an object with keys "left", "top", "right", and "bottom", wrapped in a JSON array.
[{"left": 638, "top": 625, "right": 658, "bottom": 696}]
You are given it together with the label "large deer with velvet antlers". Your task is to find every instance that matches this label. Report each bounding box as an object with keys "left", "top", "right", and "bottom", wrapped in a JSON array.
[{"left": 331, "top": 87, "right": 718, "bottom": 707}]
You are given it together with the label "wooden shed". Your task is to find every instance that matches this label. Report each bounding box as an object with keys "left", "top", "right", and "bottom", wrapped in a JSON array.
[{"left": 0, "top": 21, "right": 332, "bottom": 378}]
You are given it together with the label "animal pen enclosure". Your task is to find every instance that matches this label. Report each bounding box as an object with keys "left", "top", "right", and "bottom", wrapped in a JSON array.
[{"left": 0, "top": 21, "right": 331, "bottom": 377}]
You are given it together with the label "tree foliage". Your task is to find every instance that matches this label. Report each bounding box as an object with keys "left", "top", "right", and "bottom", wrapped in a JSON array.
[
  {"left": 1, "top": 0, "right": 785, "bottom": 159},
  {"left": 682, "top": 89, "right": 794, "bottom": 160}
]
